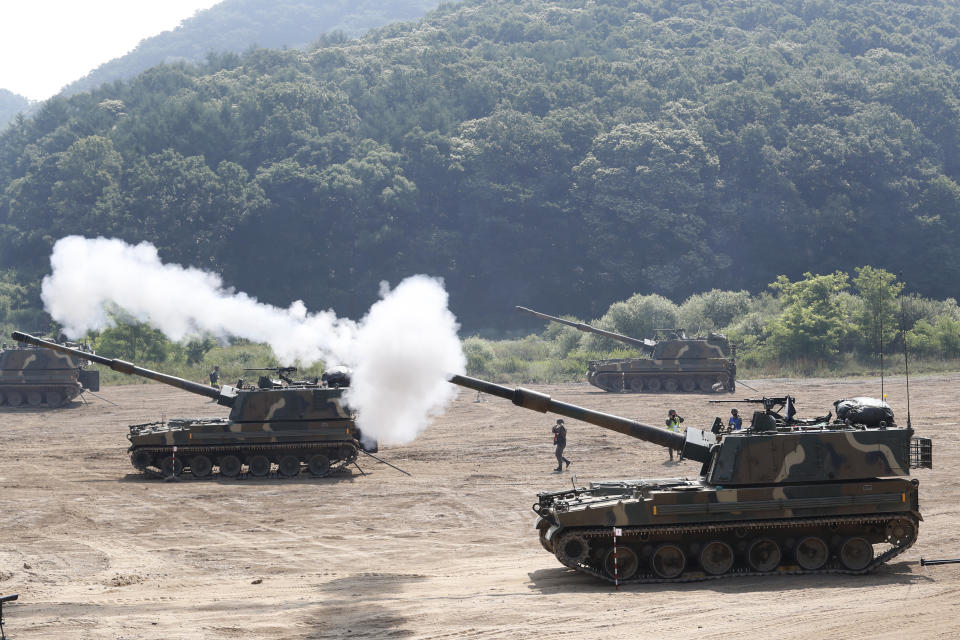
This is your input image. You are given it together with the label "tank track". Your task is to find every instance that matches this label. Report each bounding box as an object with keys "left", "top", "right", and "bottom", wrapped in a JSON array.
[
  {"left": 589, "top": 374, "right": 734, "bottom": 394},
  {"left": 550, "top": 514, "right": 918, "bottom": 584},
  {"left": 0, "top": 385, "right": 81, "bottom": 407},
  {"left": 132, "top": 441, "right": 359, "bottom": 480}
]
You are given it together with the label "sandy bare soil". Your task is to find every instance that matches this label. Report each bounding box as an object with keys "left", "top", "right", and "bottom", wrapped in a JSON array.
[{"left": 1, "top": 374, "right": 959, "bottom": 639}]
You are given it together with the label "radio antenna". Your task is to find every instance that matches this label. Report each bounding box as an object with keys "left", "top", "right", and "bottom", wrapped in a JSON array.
[
  {"left": 898, "top": 272, "right": 911, "bottom": 430},
  {"left": 878, "top": 272, "right": 885, "bottom": 400}
]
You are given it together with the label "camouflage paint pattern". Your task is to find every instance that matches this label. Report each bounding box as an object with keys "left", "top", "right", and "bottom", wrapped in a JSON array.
[
  {"left": 11, "top": 332, "right": 373, "bottom": 477},
  {"left": 0, "top": 344, "right": 99, "bottom": 407},
  {"left": 448, "top": 375, "right": 931, "bottom": 582},
  {"left": 514, "top": 307, "right": 735, "bottom": 393}
]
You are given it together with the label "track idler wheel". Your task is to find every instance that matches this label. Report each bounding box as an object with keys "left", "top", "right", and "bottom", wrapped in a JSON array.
[
  {"left": 795, "top": 536, "right": 829, "bottom": 570},
  {"left": 747, "top": 538, "right": 781, "bottom": 572},
  {"left": 700, "top": 540, "right": 735, "bottom": 576},
  {"left": 839, "top": 537, "right": 874, "bottom": 571},
  {"left": 555, "top": 533, "right": 590, "bottom": 565},
  {"left": 650, "top": 544, "right": 686, "bottom": 579},
  {"left": 130, "top": 449, "right": 153, "bottom": 471},
  {"left": 886, "top": 518, "right": 916, "bottom": 545}
]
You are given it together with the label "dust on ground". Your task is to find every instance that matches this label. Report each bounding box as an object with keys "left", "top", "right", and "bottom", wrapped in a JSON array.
[{"left": 1, "top": 374, "right": 959, "bottom": 639}]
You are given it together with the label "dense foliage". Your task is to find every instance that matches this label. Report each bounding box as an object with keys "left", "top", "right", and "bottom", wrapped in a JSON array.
[
  {"left": 3, "top": 0, "right": 960, "bottom": 331},
  {"left": 469, "top": 268, "right": 960, "bottom": 383}
]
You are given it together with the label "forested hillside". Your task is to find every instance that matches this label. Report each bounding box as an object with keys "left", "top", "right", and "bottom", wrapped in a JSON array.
[
  {"left": 3, "top": 0, "right": 960, "bottom": 331},
  {"left": 0, "top": 90, "right": 31, "bottom": 131},
  {"left": 61, "top": 0, "right": 454, "bottom": 97}
]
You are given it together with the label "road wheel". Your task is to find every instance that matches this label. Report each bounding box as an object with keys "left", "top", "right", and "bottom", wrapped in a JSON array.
[
  {"left": 650, "top": 544, "right": 686, "bottom": 579},
  {"left": 45, "top": 391, "right": 63, "bottom": 406},
  {"left": 130, "top": 449, "right": 153, "bottom": 470},
  {"left": 189, "top": 455, "right": 213, "bottom": 478},
  {"left": 308, "top": 453, "right": 331, "bottom": 477},
  {"left": 219, "top": 455, "right": 242, "bottom": 478},
  {"left": 663, "top": 379, "right": 678, "bottom": 393},
  {"left": 159, "top": 455, "right": 184, "bottom": 477},
  {"left": 700, "top": 540, "right": 735, "bottom": 575},
  {"left": 248, "top": 454, "right": 271, "bottom": 477},
  {"left": 6, "top": 391, "right": 22, "bottom": 407},
  {"left": 628, "top": 377, "right": 645, "bottom": 392},
  {"left": 645, "top": 378, "right": 661, "bottom": 392},
  {"left": 747, "top": 538, "right": 781, "bottom": 572},
  {"left": 680, "top": 378, "right": 696, "bottom": 392},
  {"left": 795, "top": 536, "right": 829, "bottom": 570},
  {"left": 839, "top": 537, "right": 873, "bottom": 571},
  {"left": 278, "top": 455, "right": 301, "bottom": 477},
  {"left": 26, "top": 391, "right": 42, "bottom": 406},
  {"left": 604, "top": 546, "right": 638, "bottom": 580},
  {"left": 697, "top": 377, "right": 716, "bottom": 392},
  {"left": 0, "top": 391, "right": 5, "bottom": 405}
]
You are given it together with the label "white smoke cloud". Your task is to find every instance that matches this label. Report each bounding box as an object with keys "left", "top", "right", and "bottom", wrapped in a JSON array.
[{"left": 41, "top": 236, "right": 466, "bottom": 444}]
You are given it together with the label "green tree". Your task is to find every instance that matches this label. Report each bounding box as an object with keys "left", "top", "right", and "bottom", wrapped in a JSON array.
[
  {"left": 766, "top": 272, "right": 850, "bottom": 362},
  {"left": 850, "top": 266, "right": 903, "bottom": 355}
]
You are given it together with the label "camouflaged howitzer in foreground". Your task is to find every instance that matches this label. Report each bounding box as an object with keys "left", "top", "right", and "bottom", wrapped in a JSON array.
[
  {"left": 449, "top": 373, "right": 932, "bottom": 583},
  {"left": 13, "top": 332, "right": 375, "bottom": 479},
  {"left": 516, "top": 306, "right": 735, "bottom": 393},
  {"left": 0, "top": 336, "right": 99, "bottom": 407}
]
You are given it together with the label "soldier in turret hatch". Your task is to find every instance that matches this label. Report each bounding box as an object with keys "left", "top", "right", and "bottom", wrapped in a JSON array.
[
  {"left": 729, "top": 408, "right": 742, "bottom": 431},
  {"left": 552, "top": 418, "right": 571, "bottom": 472}
]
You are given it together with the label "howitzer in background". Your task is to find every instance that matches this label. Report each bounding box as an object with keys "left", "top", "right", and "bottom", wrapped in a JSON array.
[
  {"left": 13, "top": 331, "right": 375, "bottom": 479},
  {"left": 515, "top": 306, "right": 736, "bottom": 394},
  {"left": 449, "top": 373, "right": 931, "bottom": 583},
  {"left": 0, "top": 334, "right": 99, "bottom": 407}
]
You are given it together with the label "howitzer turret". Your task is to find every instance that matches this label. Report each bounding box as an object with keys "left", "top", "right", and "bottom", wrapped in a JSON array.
[
  {"left": 449, "top": 374, "right": 932, "bottom": 583},
  {"left": 14, "top": 331, "right": 375, "bottom": 479},
  {"left": 515, "top": 306, "right": 736, "bottom": 393}
]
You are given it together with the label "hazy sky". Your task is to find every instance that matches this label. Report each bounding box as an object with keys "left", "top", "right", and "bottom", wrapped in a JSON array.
[{"left": 1, "top": 1, "right": 221, "bottom": 101}]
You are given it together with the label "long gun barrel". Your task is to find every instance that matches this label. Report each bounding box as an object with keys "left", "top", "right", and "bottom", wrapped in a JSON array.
[
  {"left": 12, "top": 331, "right": 231, "bottom": 405},
  {"left": 515, "top": 306, "right": 656, "bottom": 352},
  {"left": 449, "top": 374, "right": 711, "bottom": 463}
]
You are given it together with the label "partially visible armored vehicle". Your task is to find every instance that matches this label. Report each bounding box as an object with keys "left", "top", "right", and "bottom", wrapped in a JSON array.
[
  {"left": 516, "top": 306, "right": 735, "bottom": 393},
  {"left": 0, "top": 337, "right": 99, "bottom": 407},
  {"left": 449, "top": 373, "right": 931, "bottom": 583},
  {"left": 13, "top": 332, "right": 375, "bottom": 478}
]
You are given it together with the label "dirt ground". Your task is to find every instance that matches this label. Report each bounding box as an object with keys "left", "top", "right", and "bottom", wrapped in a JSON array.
[{"left": 1, "top": 374, "right": 959, "bottom": 639}]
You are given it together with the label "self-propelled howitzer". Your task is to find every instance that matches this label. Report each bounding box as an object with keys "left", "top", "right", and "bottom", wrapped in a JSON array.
[
  {"left": 515, "top": 306, "right": 735, "bottom": 393},
  {"left": 449, "top": 374, "right": 931, "bottom": 583},
  {"left": 13, "top": 331, "right": 375, "bottom": 479}
]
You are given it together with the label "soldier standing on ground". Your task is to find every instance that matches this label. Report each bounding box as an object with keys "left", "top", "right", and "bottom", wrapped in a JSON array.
[
  {"left": 665, "top": 409, "right": 684, "bottom": 461},
  {"left": 209, "top": 365, "right": 220, "bottom": 387},
  {"left": 552, "top": 418, "right": 571, "bottom": 472}
]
